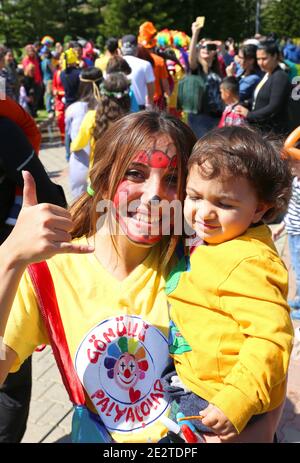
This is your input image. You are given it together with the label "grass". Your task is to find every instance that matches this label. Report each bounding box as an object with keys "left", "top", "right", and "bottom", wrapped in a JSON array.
[{"left": 35, "top": 109, "right": 49, "bottom": 124}]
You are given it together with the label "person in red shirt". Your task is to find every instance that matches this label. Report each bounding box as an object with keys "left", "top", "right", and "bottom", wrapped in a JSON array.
[
  {"left": 52, "top": 66, "right": 66, "bottom": 143},
  {"left": 21, "top": 45, "right": 43, "bottom": 117},
  {"left": 218, "top": 77, "right": 247, "bottom": 128}
]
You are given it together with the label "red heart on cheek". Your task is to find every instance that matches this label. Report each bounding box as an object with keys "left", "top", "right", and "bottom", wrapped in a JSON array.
[{"left": 129, "top": 387, "right": 141, "bottom": 403}]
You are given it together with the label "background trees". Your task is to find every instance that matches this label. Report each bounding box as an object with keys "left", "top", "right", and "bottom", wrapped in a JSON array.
[
  {"left": 0, "top": 0, "right": 299, "bottom": 51},
  {"left": 262, "top": 0, "right": 300, "bottom": 38}
]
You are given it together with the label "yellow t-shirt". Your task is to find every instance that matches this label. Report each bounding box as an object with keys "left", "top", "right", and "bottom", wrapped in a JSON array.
[
  {"left": 4, "top": 237, "right": 172, "bottom": 443},
  {"left": 95, "top": 54, "right": 110, "bottom": 73},
  {"left": 167, "top": 225, "right": 294, "bottom": 433},
  {"left": 70, "top": 110, "right": 96, "bottom": 169}
]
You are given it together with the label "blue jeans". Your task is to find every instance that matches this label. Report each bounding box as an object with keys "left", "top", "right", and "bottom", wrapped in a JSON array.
[
  {"left": 65, "top": 131, "right": 71, "bottom": 162},
  {"left": 288, "top": 234, "right": 300, "bottom": 303},
  {"left": 188, "top": 113, "right": 219, "bottom": 139}
]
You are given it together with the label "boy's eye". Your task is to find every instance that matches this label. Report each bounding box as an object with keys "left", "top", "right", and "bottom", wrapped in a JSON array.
[
  {"left": 218, "top": 202, "right": 233, "bottom": 209},
  {"left": 187, "top": 194, "right": 201, "bottom": 201}
]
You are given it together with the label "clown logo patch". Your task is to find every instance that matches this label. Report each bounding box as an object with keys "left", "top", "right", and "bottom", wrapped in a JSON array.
[{"left": 75, "top": 315, "right": 169, "bottom": 433}]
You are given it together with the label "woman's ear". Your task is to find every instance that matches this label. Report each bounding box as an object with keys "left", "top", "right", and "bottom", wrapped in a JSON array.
[{"left": 252, "top": 202, "right": 271, "bottom": 223}]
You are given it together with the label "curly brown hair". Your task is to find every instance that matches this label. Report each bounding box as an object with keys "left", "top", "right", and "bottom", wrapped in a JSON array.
[
  {"left": 188, "top": 126, "right": 293, "bottom": 223},
  {"left": 92, "top": 72, "right": 131, "bottom": 149}
]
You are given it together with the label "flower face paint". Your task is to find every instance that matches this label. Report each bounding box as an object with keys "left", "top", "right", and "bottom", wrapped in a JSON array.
[{"left": 113, "top": 135, "right": 179, "bottom": 245}]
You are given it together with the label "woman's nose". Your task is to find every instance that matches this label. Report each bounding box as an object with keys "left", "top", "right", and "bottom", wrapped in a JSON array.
[{"left": 142, "top": 177, "right": 163, "bottom": 204}]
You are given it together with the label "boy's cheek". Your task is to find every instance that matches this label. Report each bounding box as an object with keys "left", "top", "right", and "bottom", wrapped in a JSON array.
[{"left": 184, "top": 201, "right": 194, "bottom": 228}]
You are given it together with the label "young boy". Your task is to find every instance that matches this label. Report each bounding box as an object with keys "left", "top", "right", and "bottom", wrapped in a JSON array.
[
  {"left": 165, "top": 126, "right": 294, "bottom": 441},
  {"left": 218, "top": 76, "right": 246, "bottom": 128}
]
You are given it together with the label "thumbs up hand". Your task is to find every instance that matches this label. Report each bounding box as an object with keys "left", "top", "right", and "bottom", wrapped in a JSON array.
[{"left": 7, "top": 171, "right": 94, "bottom": 266}]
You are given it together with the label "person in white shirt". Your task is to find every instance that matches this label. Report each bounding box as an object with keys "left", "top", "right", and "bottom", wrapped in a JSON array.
[{"left": 121, "top": 34, "right": 155, "bottom": 109}]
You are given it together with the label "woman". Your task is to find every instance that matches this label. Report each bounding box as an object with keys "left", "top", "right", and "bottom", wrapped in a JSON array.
[
  {"left": 65, "top": 67, "right": 103, "bottom": 200},
  {"left": 236, "top": 41, "right": 291, "bottom": 135},
  {"left": 106, "top": 55, "right": 139, "bottom": 112},
  {"left": 187, "top": 20, "right": 223, "bottom": 138},
  {"left": 40, "top": 49, "right": 54, "bottom": 114},
  {"left": 226, "top": 44, "right": 263, "bottom": 104},
  {"left": 0, "top": 112, "right": 286, "bottom": 443},
  {"left": 71, "top": 72, "right": 131, "bottom": 171}
]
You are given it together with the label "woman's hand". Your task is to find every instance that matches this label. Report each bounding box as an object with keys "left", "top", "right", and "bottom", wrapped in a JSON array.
[
  {"left": 191, "top": 20, "right": 202, "bottom": 36},
  {"left": 235, "top": 105, "right": 249, "bottom": 118},
  {"left": 226, "top": 61, "right": 236, "bottom": 76},
  {"left": 6, "top": 171, "right": 94, "bottom": 267},
  {"left": 200, "top": 403, "right": 238, "bottom": 441}
]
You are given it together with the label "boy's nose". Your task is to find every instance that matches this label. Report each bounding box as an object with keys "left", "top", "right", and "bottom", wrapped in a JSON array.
[{"left": 196, "top": 201, "right": 216, "bottom": 220}]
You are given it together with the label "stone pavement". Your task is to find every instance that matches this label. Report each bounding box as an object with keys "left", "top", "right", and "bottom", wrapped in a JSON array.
[{"left": 21, "top": 123, "right": 300, "bottom": 443}]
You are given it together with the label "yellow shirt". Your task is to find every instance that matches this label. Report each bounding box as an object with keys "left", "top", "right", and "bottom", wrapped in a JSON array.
[
  {"left": 4, "top": 237, "right": 172, "bottom": 443},
  {"left": 71, "top": 110, "right": 96, "bottom": 168},
  {"left": 95, "top": 54, "right": 110, "bottom": 73},
  {"left": 167, "top": 225, "right": 293, "bottom": 433}
]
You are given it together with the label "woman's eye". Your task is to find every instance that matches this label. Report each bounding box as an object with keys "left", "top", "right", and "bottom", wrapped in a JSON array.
[{"left": 125, "top": 170, "right": 145, "bottom": 180}]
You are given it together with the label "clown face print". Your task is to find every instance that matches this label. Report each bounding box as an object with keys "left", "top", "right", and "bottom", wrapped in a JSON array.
[{"left": 75, "top": 315, "right": 169, "bottom": 434}]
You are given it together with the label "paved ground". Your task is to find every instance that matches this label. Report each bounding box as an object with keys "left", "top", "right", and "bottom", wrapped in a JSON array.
[{"left": 21, "top": 120, "right": 300, "bottom": 443}]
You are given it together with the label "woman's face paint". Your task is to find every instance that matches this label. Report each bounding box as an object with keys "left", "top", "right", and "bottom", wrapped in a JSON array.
[{"left": 113, "top": 135, "right": 179, "bottom": 245}]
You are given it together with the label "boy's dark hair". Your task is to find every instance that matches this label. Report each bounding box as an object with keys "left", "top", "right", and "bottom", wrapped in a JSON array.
[
  {"left": 221, "top": 76, "right": 239, "bottom": 97},
  {"left": 188, "top": 126, "right": 292, "bottom": 222},
  {"left": 106, "top": 55, "right": 131, "bottom": 75},
  {"left": 106, "top": 38, "right": 119, "bottom": 54}
]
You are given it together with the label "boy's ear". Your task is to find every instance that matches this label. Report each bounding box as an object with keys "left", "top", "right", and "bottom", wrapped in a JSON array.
[{"left": 252, "top": 202, "right": 271, "bottom": 223}]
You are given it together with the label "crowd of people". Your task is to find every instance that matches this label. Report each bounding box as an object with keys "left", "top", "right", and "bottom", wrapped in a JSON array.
[{"left": 0, "top": 18, "right": 300, "bottom": 445}]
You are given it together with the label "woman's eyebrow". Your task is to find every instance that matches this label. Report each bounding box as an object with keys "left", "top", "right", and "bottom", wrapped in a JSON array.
[{"left": 130, "top": 162, "right": 149, "bottom": 168}]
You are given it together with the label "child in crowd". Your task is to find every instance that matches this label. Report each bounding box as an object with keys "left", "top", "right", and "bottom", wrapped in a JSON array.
[
  {"left": 165, "top": 126, "right": 294, "bottom": 441},
  {"left": 218, "top": 76, "right": 247, "bottom": 127},
  {"left": 23, "top": 64, "right": 36, "bottom": 117},
  {"left": 273, "top": 152, "right": 300, "bottom": 320},
  {"left": 17, "top": 69, "right": 31, "bottom": 113}
]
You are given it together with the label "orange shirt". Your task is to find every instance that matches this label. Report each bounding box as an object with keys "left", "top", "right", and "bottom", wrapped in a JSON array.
[{"left": 150, "top": 53, "right": 169, "bottom": 99}]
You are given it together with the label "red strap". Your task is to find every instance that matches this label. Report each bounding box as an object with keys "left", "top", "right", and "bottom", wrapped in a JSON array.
[{"left": 27, "top": 261, "right": 85, "bottom": 405}]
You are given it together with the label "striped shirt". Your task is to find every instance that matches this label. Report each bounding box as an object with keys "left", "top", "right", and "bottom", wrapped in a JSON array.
[{"left": 284, "top": 176, "right": 300, "bottom": 235}]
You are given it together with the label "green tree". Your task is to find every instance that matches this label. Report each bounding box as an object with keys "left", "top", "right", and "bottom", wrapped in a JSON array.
[
  {"left": 0, "top": 0, "right": 105, "bottom": 49},
  {"left": 99, "top": 0, "right": 257, "bottom": 42},
  {"left": 262, "top": 0, "right": 300, "bottom": 38}
]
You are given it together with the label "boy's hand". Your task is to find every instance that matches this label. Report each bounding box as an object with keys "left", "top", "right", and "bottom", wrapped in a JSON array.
[
  {"left": 200, "top": 403, "right": 238, "bottom": 441},
  {"left": 272, "top": 222, "right": 285, "bottom": 241}
]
